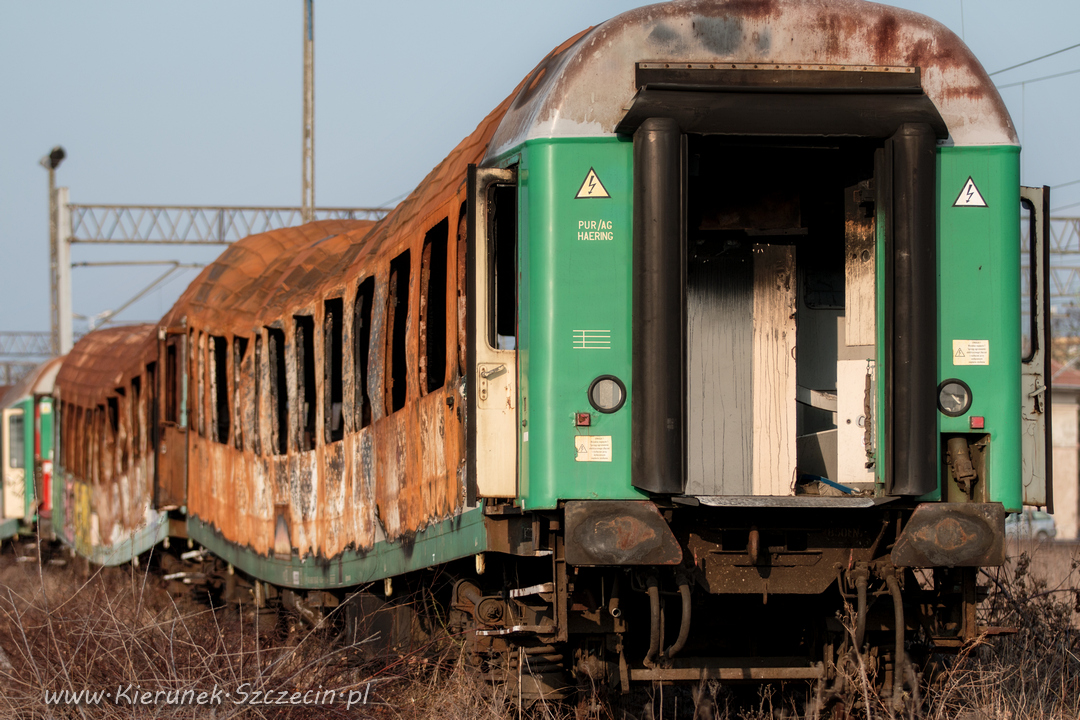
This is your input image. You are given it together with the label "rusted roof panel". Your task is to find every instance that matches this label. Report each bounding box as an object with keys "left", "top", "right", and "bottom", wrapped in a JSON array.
[
  {"left": 486, "top": 0, "right": 1017, "bottom": 160},
  {"left": 56, "top": 325, "right": 155, "bottom": 408},
  {"left": 164, "top": 219, "right": 374, "bottom": 334}
]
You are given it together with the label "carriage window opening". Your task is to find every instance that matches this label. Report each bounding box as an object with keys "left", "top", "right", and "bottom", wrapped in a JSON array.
[
  {"left": 1021, "top": 198, "right": 1037, "bottom": 362},
  {"left": 210, "top": 336, "right": 230, "bottom": 444},
  {"left": 354, "top": 278, "right": 375, "bottom": 429},
  {"left": 253, "top": 336, "right": 262, "bottom": 455},
  {"left": 323, "top": 298, "right": 344, "bottom": 443},
  {"left": 490, "top": 184, "right": 517, "bottom": 348},
  {"left": 456, "top": 201, "right": 468, "bottom": 377},
  {"left": 386, "top": 251, "right": 411, "bottom": 414},
  {"left": 107, "top": 397, "right": 119, "bottom": 435},
  {"left": 295, "top": 315, "right": 317, "bottom": 451},
  {"left": 7, "top": 413, "right": 24, "bottom": 469},
  {"left": 113, "top": 390, "right": 130, "bottom": 472},
  {"left": 421, "top": 219, "right": 449, "bottom": 394},
  {"left": 267, "top": 327, "right": 288, "bottom": 455},
  {"left": 75, "top": 407, "right": 84, "bottom": 477},
  {"left": 233, "top": 337, "right": 249, "bottom": 450},
  {"left": 164, "top": 340, "right": 178, "bottom": 424},
  {"left": 146, "top": 362, "right": 158, "bottom": 452},
  {"left": 95, "top": 406, "right": 105, "bottom": 483},
  {"left": 194, "top": 331, "right": 206, "bottom": 437},
  {"left": 131, "top": 376, "right": 142, "bottom": 455}
]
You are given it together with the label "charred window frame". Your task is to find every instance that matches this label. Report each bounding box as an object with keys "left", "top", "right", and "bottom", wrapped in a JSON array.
[
  {"left": 95, "top": 406, "right": 105, "bottom": 484},
  {"left": 164, "top": 338, "right": 179, "bottom": 424},
  {"left": 146, "top": 362, "right": 158, "bottom": 453},
  {"left": 253, "top": 335, "right": 262, "bottom": 455},
  {"left": 420, "top": 219, "right": 449, "bottom": 394},
  {"left": 75, "top": 407, "right": 85, "bottom": 478},
  {"left": 323, "top": 298, "right": 344, "bottom": 443},
  {"left": 456, "top": 201, "right": 468, "bottom": 377},
  {"left": 267, "top": 327, "right": 288, "bottom": 455},
  {"left": 131, "top": 376, "right": 142, "bottom": 457},
  {"left": 354, "top": 278, "right": 375, "bottom": 429},
  {"left": 295, "top": 315, "right": 317, "bottom": 451},
  {"left": 194, "top": 331, "right": 206, "bottom": 437},
  {"left": 490, "top": 184, "right": 518, "bottom": 348},
  {"left": 386, "top": 252, "right": 411, "bottom": 414},
  {"left": 114, "top": 388, "right": 130, "bottom": 473},
  {"left": 210, "top": 335, "right": 230, "bottom": 444},
  {"left": 233, "top": 337, "right": 249, "bottom": 450}
]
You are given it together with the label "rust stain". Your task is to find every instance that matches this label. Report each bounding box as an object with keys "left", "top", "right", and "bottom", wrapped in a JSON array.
[{"left": 595, "top": 517, "right": 658, "bottom": 551}]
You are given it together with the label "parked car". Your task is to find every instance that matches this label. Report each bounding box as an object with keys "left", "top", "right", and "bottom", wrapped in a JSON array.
[{"left": 1005, "top": 509, "right": 1057, "bottom": 541}]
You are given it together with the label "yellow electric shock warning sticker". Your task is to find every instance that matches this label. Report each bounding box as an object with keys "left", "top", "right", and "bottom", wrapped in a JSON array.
[{"left": 575, "top": 435, "right": 612, "bottom": 462}]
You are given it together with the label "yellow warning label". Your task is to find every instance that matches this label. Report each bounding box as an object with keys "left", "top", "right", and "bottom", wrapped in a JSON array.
[
  {"left": 575, "top": 168, "right": 610, "bottom": 199},
  {"left": 575, "top": 435, "right": 612, "bottom": 462},
  {"left": 952, "top": 339, "right": 989, "bottom": 366}
]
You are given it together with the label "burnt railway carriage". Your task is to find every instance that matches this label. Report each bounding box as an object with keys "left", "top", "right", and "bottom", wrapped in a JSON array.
[{"left": 50, "top": 0, "right": 1052, "bottom": 704}]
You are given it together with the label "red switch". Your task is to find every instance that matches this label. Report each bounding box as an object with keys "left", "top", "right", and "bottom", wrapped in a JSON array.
[
  {"left": 970, "top": 416, "right": 985, "bottom": 430},
  {"left": 575, "top": 412, "right": 591, "bottom": 427}
]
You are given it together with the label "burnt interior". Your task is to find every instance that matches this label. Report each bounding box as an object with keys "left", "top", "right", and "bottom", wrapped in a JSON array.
[{"left": 685, "top": 137, "right": 877, "bottom": 494}]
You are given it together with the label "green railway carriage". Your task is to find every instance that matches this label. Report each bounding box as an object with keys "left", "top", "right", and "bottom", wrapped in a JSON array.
[
  {"left": 46, "top": 0, "right": 1053, "bottom": 703},
  {"left": 1, "top": 358, "right": 62, "bottom": 540}
]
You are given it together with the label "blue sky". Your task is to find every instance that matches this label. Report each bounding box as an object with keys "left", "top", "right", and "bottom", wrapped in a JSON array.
[{"left": 2, "top": 0, "right": 1079, "bottom": 334}]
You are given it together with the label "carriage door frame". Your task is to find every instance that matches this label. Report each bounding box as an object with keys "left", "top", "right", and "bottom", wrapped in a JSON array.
[
  {"left": 156, "top": 324, "right": 189, "bottom": 510},
  {"left": 1020, "top": 186, "right": 1053, "bottom": 510},
  {"left": 2, "top": 407, "right": 26, "bottom": 519},
  {"left": 467, "top": 164, "right": 519, "bottom": 501}
]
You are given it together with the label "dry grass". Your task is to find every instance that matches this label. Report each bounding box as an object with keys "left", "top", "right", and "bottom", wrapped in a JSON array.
[
  {"left": 923, "top": 542, "right": 1080, "bottom": 720},
  {"left": 0, "top": 539, "right": 1077, "bottom": 720},
  {"left": 0, "top": 542, "right": 518, "bottom": 720}
]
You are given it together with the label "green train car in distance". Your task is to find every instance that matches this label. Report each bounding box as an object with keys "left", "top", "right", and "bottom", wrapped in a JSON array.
[{"left": 1, "top": 358, "right": 62, "bottom": 541}]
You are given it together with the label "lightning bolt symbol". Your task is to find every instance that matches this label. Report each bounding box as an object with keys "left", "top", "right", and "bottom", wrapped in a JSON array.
[
  {"left": 588, "top": 175, "right": 597, "bottom": 194},
  {"left": 966, "top": 183, "right": 974, "bottom": 202}
]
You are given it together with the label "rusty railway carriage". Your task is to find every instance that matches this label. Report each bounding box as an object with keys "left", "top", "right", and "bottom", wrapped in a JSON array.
[{"left": 47, "top": 0, "right": 1053, "bottom": 705}]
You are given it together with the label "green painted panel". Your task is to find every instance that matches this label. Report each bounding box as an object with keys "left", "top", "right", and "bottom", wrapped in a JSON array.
[
  {"left": 80, "top": 516, "right": 170, "bottom": 567},
  {"left": 0, "top": 518, "right": 18, "bottom": 540},
  {"left": 517, "top": 137, "right": 645, "bottom": 510},
  {"left": 937, "top": 146, "right": 1022, "bottom": 511},
  {"left": 188, "top": 506, "right": 487, "bottom": 590}
]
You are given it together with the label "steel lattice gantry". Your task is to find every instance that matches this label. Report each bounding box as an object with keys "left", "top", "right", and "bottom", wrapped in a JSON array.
[{"left": 68, "top": 204, "right": 389, "bottom": 245}]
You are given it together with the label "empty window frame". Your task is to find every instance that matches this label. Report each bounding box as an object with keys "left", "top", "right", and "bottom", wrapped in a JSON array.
[
  {"left": 252, "top": 335, "right": 262, "bottom": 455},
  {"left": 324, "top": 298, "right": 344, "bottom": 443},
  {"left": 420, "top": 219, "right": 449, "bottom": 394},
  {"left": 233, "top": 337, "right": 249, "bottom": 451},
  {"left": 146, "top": 362, "right": 158, "bottom": 452},
  {"left": 131, "top": 376, "right": 142, "bottom": 456},
  {"left": 354, "top": 278, "right": 375, "bottom": 429},
  {"left": 114, "top": 389, "right": 129, "bottom": 473},
  {"left": 491, "top": 184, "right": 518, "bottom": 348},
  {"left": 267, "top": 327, "right": 288, "bottom": 455},
  {"left": 194, "top": 331, "right": 206, "bottom": 437},
  {"left": 210, "top": 336, "right": 230, "bottom": 444},
  {"left": 295, "top": 315, "right": 317, "bottom": 451},
  {"left": 456, "top": 201, "right": 468, "bottom": 377},
  {"left": 7, "top": 412, "right": 24, "bottom": 469},
  {"left": 386, "top": 251, "right": 411, "bottom": 414},
  {"left": 164, "top": 339, "right": 179, "bottom": 424}
]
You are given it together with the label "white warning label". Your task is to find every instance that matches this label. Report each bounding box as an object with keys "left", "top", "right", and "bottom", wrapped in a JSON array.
[
  {"left": 953, "top": 177, "right": 988, "bottom": 207},
  {"left": 953, "top": 339, "right": 990, "bottom": 366},
  {"left": 575, "top": 168, "right": 610, "bottom": 199},
  {"left": 575, "top": 435, "right": 612, "bottom": 462}
]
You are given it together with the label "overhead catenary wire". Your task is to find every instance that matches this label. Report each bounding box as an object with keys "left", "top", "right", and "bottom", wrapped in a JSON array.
[
  {"left": 996, "top": 66, "right": 1080, "bottom": 90},
  {"left": 989, "top": 41, "right": 1080, "bottom": 76}
]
